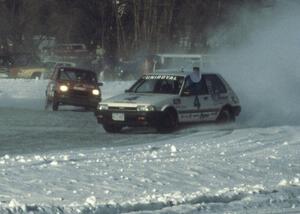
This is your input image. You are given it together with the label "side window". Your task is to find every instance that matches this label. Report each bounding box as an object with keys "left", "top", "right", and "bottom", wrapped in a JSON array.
[
  {"left": 205, "top": 74, "right": 227, "bottom": 94},
  {"left": 183, "top": 77, "right": 209, "bottom": 95}
]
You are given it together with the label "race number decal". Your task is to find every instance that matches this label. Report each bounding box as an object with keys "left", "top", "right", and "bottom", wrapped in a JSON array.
[{"left": 194, "top": 96, "right": 200, "bottom": 110}]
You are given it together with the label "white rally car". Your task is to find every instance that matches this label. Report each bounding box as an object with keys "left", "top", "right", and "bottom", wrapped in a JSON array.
[{"left": 95, "top": 70, "right": 241, "bottom": 133}]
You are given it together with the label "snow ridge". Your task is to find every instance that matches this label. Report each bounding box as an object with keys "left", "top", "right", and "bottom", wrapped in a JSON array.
[{"left": 1, "top": 185, "right": 300, "bottom": 214}]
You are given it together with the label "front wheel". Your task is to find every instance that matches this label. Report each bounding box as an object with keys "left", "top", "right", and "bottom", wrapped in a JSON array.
[
  {"left": 102, "top": 123, "right": 122, "bottom": 133},
  {"left": 156, "top": 110, "right": 178, "bottom": 133}
]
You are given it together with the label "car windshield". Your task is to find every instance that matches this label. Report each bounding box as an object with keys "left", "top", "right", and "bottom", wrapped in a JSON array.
[
  {"left": 58, "top": 68, "right": 97, "bottom": 83},
  {"left": 128, "top": 75, "right": 184, "bottom": 94}
]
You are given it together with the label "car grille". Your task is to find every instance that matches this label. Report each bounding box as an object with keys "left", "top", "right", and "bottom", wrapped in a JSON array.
[{"left": 108, "top": 106, "right": 137, "bottom": 111}]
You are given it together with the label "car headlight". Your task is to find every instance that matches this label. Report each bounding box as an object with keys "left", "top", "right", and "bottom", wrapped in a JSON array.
[
  {"left": 59, "top": 85, "right": 68, "bottom": 92},
  {"left": 98, "top": 104, "right": 109, "bottom": 110},
  {"left": 92, "top": 89, "right": 100, "bottom": 95},
  {"left": 137, "top": 105, "right": 156, "bottom": 111}
]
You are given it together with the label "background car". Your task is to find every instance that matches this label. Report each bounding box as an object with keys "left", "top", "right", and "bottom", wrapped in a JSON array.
[
  {"left": 51, "top": 43, "right": 90, "bottom": 60},
  {"left": 8, "top": 53, "right": 47, "bottom": 79},
  {"left": 42, "top": 60, "right": 77, "bottom": 79},
  {"left": 45, "top": 67, "right": 102, "bottom": 111}
]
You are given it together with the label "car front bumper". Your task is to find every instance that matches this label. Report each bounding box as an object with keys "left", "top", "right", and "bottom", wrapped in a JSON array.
[
  {"left": 56, "top": 93, "right": 101, "bottom": 108},
  {"left": 95, "top": 110, "right": 164, "bottom": 127}
]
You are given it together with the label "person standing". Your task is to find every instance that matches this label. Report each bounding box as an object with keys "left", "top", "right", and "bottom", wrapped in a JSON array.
[
  {"left": 96, "top": 45, "right": 105, "bottom": 58},
  {"left": 189, "top": 62, "right": 202, "bottom": 83},
  {"left": 184, "top": 62, "right": 202, "bottom": 95}
]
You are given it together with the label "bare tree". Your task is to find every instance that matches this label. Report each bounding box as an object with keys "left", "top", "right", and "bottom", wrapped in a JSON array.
[{"left": 0, "top": 0, "right": 270, "bottom": 57}]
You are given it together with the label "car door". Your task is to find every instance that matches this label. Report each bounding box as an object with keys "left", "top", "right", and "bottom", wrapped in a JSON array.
[
  {"left": 177, "top": 75, "right": 217, "bottom": 122},
  {"left": 205, "top": 74, "right": 230, "bottom": 120}
]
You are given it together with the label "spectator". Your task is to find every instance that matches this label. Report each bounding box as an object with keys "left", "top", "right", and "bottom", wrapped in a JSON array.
[
  {"left": 96, "top": 45, "right": 105, "bottom": 58},
  {"left": 184, "top": 63, "right": 202, "bottom": 94},
  {"left": 189, "top": 63, "right": 202, "bottom": 83}
]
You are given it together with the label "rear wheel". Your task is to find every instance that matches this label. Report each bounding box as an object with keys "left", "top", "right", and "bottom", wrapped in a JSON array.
[
  {"left": 157, "top": 109, "right": 178, "bottom": 133},
  {"left": 217, "top": 108, "right": 235, "bottom": 123},
  {"left": 102, "top": 123, "right": 122, "bottom": 133}
]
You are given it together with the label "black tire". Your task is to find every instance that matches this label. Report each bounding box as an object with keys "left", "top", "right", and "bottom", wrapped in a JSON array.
[
  {"left": 217, "top": 108, "right": 235, "bottom": 123},
  {"left": 51, "top": 92, "right": 60, "bottom": 111},
  {"left": 157, "top": 109, "right": 178, "bottom": 133},
  {"left": 102, "top": 123, "right": 122, "bottom": 133},
  {"left": 52, "top": 95, "right": 59, "bottom": 111}
]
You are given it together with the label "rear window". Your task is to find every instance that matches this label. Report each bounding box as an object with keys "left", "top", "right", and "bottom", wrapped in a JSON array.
[
  {"left": 205, "top": 74, "right": 227, "bottom": 94},
  {"left": 58, "top": 68, "right": 97, "bottom": 83}
]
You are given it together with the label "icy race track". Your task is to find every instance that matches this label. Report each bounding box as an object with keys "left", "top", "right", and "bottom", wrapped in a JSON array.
[{"left": 0, "top": 79, "right": 299, "bottom": 214}]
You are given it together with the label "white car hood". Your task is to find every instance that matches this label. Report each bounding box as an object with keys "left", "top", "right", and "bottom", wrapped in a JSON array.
[{"left": 102, "top": 93, "right": 177, "bottom": 108}]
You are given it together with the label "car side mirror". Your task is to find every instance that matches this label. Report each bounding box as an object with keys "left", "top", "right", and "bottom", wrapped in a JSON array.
[
  {"left": 98, "top": 82, "right": 103, "bottom": 86},
  {"left": 125, "top": 89, "right": 130, "bottom": 93},
  {"left": 181, "top": 91, "right": 191, "bottom": 96}
]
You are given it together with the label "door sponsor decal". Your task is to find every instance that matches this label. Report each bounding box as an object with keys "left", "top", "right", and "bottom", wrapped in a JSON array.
[
  {"left": 178, "top": 109, "right": 219, "bottom": 122},
  {"left": 194, "top": 96, "right": 201, "bottom": 110}
]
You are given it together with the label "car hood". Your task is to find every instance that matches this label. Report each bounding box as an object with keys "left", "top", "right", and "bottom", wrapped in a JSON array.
[
  {"left": 102, "top": 93, "right": 177, "bottom": 108},
  {"left": 58, "top": 80, "right": 98, "bottom": 89}
]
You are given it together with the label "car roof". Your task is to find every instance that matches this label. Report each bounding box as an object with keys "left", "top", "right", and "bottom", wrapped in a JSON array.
[
  {"left": 154, "top": 53, "right": 203, "bottom": 58},
  {"left": 146, "top": 69, "right": 216, "bottom": 78},
  {"left": 57, "top": 66, "right": 95, "bottom": 73}
]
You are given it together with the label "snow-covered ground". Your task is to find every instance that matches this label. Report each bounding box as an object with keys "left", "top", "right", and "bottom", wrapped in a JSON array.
[
  {"left": 1, "top": 2, "right": 300, "bottom": 213},
  {"left": 0, "top": 79, "right": 299, "bottom": 214}
]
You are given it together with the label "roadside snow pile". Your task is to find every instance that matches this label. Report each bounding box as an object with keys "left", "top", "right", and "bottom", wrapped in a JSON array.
[{"left": 0, "top": 79, "right": 47, "bottom": 99}]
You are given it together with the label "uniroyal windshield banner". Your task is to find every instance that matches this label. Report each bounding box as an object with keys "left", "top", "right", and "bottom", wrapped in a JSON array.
[{"left": 143, "top": 75, "right": 178, "bottom": 80}]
